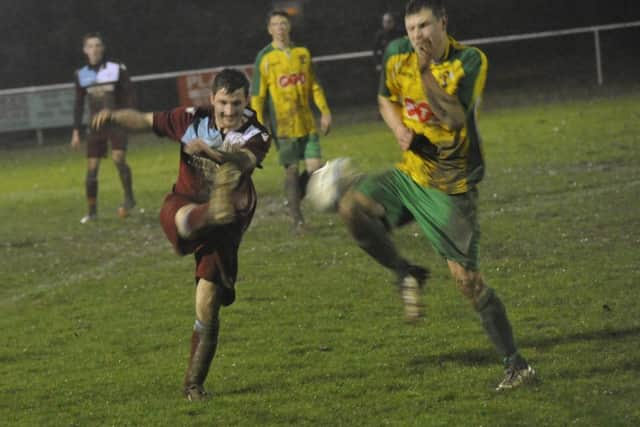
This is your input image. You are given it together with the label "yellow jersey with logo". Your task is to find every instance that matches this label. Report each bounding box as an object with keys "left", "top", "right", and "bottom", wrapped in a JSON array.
[
  {"left": 251, "top": 43, "right": 330, "bottom": 139},
  {"left": 380, "top": 36, "right": 488, "bottom": 194}
]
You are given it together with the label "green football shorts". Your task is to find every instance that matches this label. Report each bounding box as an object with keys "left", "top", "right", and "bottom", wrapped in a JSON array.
[
  {"left": 275, "top": 133, "right": 321, "bottom": 166},
  {"left": 355, "top": 168, "right": 480, "bottom": 270}
]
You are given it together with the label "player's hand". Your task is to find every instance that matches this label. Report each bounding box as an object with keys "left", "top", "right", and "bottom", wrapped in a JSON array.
[
  {"left": 92, "top": 109, "right": 113, "bottom": 130},
  {"left": 70, "top": 129, "right": 81, "bottom": 150},
  {"left": 393, "top": 124, "right": 414, "bottom": 151},
  {"left": 184, "top": 139, "right": 225, "bottom": 163},
  {"left": 320, "top": 112, "right": 332, "bottom": 136},
  {"left": 416, "top": 38, "right": 434, "bottom": 72},
  {"left": 183, "top": 139, "right": 209, "bottom": 156}
]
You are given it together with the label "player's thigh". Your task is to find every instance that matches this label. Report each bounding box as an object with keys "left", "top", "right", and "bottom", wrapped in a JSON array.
[
  {"left": 302, "top": 133, "right": 322, "bottom": 163},
  {"left": 86, "top": 131, "right": 109, "bottom": 158},
  {"left": 275, "top": 137, "right": 303, "bottom": 166},
  {"left": 108, "top": 127, "right": 129, "bottom": 153},
  {"left": 160, "top": 192, "right": 200, "bottom": 255},
  {"left": 352, "top": 169, "right": 413, "bottom": 227},
  {"left": 407, "top": 184, "right": 480, "bottom": 270}
]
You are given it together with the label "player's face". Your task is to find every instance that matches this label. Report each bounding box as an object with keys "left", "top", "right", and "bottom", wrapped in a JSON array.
[
  {"left": 211, "top": 88, "right": 248, "bottom": 131},
  {"left": 268, "top": 15, "right": 291, "bottom": 44},
  {"left": 83, "top": 37, "right": 105, "bottom": 65},
  {"left": 382, "top": 14, "right": 394, "bottom": 31},
  {"left": 405, "top": 8, "right": 448, "bottom": 60}
]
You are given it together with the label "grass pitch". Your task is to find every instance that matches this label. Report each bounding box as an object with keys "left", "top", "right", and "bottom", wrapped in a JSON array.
[{"left": 1, "top": 94, "right": 639, "bottom": 426}]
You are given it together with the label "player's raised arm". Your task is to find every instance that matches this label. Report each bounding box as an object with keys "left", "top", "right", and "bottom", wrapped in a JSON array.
[
  {"left": 413, "top": 37, "right": 465, "bottom": 130},
  {"left": 418, "top": 57, "right": 465, "bottom": 130},
  {"left": 92, "top": 109, "right": 153, "bottom": 131}
]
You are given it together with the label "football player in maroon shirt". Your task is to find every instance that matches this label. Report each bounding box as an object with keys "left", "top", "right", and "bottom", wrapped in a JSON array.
[{"left": 93, "top": 69, "right": 271, "bottom": 401}]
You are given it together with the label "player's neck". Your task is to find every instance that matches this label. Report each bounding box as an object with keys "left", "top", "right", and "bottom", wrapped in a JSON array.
[
  {"left": 216, "top": 116, "right": 247, "bottom": 134},
  {"left": 434, "top": 36, "right": 450, "bottom": 63},
  {"left": 272, "top": 38, "right": 291, "bottom": 50},
  {"left": 87, "top": 58, "right": 105, "bottom": 69}
]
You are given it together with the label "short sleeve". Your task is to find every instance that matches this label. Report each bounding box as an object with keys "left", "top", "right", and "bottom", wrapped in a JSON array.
[
  {"left": 152, "top": 107, "right": 194, "bottom": 141},
  {"left": 243, "top": 125, "right": 271, "bottom": 167},
  {"left": 457, "top": 48, "right": 488, "bottom": 112}
]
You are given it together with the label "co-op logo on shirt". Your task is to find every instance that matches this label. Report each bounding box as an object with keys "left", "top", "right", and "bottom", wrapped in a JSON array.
[
  {"left": 404, "top": 97, "right": 434, "bottom": 123},
  {"left": 278, "top": 73, "right": 306, "bottom": 87}
]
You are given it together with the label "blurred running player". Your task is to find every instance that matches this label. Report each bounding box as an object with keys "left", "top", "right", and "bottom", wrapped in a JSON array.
[
  {"left": 70, "top": 32, "right": 136, "bottom": 223},
  {"left": 92, "top": 69, "right": 271, "bottom": 401}
]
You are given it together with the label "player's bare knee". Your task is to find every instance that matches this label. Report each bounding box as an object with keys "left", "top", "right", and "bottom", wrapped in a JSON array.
[
  {"left": 284, "top": 164, "right": 298, "bottom": 176},
  {"left": 337, "top": 190, "right": 358, "bottom": 223},
  {"left": 453, "top": 270, "right": 485, "bottom": 303},
  {"left": 305, "top": 158, "right": 323, "bottom": 174},
  {"left": 195, "top": 279, "right": 221, "bottom": 324},
  {"left": 111, "top": 149, "right": 126, "bottom": 164},
  {"left": 175, "top": 204, "right": 198, "bottom": 239},
  {"left": 339, "top": 191, "right": 383, "bottom": 223}
]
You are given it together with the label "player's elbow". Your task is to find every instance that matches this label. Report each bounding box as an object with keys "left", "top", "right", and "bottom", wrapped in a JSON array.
[
  {"left": 377, "top": 96, "right": 393, "bottom": 114},
  {"left": 443, "top": 108, "right": 466, "bottom": 131},
  {"left": 447, "top": 116, "right": 465, "bottom": 131}
]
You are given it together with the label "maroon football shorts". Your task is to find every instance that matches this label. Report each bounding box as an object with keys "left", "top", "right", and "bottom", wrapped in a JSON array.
[
  {"left": 86, "top": 126, "right": 128, "bottom": 158},
  {"left": 159, "top": 192, "right": 250, "bottom": 306}
]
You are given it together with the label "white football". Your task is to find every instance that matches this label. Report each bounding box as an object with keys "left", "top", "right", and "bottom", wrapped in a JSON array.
[{"left": 306, "top": 157, "right": 356, "bottom": 213}]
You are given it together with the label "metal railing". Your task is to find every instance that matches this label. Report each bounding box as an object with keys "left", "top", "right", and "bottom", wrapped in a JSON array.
[{"left": 1, "top": 20, "right": 639, "bottom": 140}]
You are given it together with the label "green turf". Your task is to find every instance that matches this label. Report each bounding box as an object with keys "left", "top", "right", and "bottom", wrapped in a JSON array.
[{"left": 1, "top": 94, "right": 639, "bottom": 426}]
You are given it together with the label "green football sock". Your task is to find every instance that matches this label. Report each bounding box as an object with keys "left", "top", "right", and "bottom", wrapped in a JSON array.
[{"left": 475, "top": 288, "right": 517, "bottom": 358}]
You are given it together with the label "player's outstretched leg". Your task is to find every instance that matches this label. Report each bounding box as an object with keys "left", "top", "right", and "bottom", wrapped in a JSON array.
[
  {"left": 184, "top": 279, "right": 222, "bottom": 401},
  {"left": 339, "top": 190, "right": 428, "bottom": 322}
]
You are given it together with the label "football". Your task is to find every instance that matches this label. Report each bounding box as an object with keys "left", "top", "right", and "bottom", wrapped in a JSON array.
[{"left": 306, "top": 157, "right": 357, "bottom": 213}]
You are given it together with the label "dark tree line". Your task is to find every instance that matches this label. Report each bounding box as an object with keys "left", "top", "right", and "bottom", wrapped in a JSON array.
[{"left": 1, "top": 0, "right": 638, "bottom": 89}]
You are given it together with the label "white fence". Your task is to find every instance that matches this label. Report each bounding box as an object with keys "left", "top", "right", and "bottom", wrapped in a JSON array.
[{"left": 1, "top": 20, "right": 639, "bottom": 142}]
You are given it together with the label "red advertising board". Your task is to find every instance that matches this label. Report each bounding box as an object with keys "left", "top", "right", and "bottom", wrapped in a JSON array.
[{"left": 176, "top": 67, "right": 254, "bottom": 107}]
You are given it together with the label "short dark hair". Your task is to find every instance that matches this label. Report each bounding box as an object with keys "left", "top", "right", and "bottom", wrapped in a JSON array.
[
  {"left": 267, "top": 9, "right": 290, "bottom": 25},
  {"left": 211, "top": 68, "right": 250, "bottom": 97},
  {"left": 405, "top": 0, "right": 446, "bottom": 19},
  {"left": 82, "top": 32, "right": 104, "bottom": 46}
]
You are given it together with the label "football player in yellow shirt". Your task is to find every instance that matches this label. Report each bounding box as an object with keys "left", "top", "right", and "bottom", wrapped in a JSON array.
[
  {"left": 251, "top": 10, "right": 332, "bottom": 233},
  {"left": 338, "top": 0, "right": 535, "bottom": 391}
]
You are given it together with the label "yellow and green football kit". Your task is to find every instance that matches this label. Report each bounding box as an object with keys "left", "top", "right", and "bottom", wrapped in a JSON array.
[
  {"left": 358, "top": 35, "right": 488, "bottom": 269},
  {"left": 251, "top": 43, "right": 330, "bottom": 165}
]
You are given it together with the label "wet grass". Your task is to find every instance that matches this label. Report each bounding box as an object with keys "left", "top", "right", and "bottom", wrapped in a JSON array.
[{"left": 1, "top": 92, "right": 639, "bottom": 426}]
